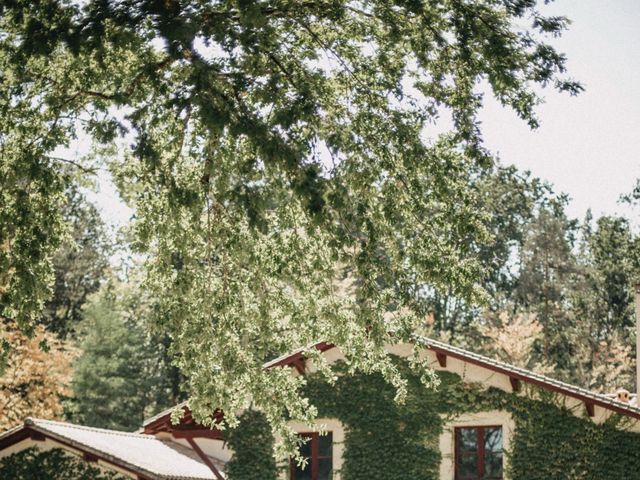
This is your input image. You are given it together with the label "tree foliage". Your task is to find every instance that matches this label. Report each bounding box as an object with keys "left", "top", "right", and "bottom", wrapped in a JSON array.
[
  {"left": 68, "top": 274, "right": 180, "bottom": 431},
  {"left": 457, "top": 205, "right": 640, "bottom": 392},
  {"left": 0, "top": 323, "right": 76, "bottom": 430},
  {"left": 42, "top": 184, "right": 111, "bottom": 338},
  {"left": 428, "top": 165, "right": 558, "bottom": 338},
  {"left": 0, "top": 0, "right": 580, "bottom": 438}
]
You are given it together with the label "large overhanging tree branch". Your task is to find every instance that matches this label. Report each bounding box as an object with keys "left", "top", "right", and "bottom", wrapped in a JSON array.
[{"left": 0, "top": 0, "right": 580, "bottom": 445}]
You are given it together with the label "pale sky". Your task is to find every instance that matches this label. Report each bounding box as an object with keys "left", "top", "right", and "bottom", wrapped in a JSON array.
[
  {"left": 479, "top": 0, "right": 640, "bottom": 222},
  {"left": 91, "top": 0, "right": 640, "bottom": 229}
]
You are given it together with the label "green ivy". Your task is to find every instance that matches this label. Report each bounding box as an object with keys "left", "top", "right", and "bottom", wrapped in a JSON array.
[
  {"left": 225, "top": 410, "right": 278, "bottom": 480},
  {"left": 0, "top": 447, "right": 124, "bottom": 480},
  {"left": 227, "top": 359, "right": 640, "bottom": 480}
]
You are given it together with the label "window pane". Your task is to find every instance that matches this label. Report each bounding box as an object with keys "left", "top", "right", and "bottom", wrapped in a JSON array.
[
  {"left": 318, "top": 458, "right": 333, "bottom": 480},
  {"left": 292, "top": 436, "right": 312, "bottom": 480},
  {"left": 457, "top": 428, "right": 477, "bottom": 452},
  {"left": 484, "top": 453, "right": 503, "bottom": 478},
  {"left": 299, "top": 437, "right": 312, "bottom": 458},
  {"left": 484, "top": 428, "right": 503, "bottom": 453},
  {"left": 292, "top": 462, "right": 312, "bottom": 480},
  {"left": 318, "top": 432, "right": 333, "bottom": 458},
  {"left": 457, "top": 453, "right": 478, "bottom": 478}
]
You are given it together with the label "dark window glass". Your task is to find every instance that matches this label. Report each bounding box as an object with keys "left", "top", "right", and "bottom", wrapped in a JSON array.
[
  {"left": 318, "top": 459, "right": 332, "bottom": 480},
  {"left": 484, "top": 453, "right": 503, "bottom": 479},
  {"left": 299, "top": 437, "right": 312, "bottom": 458},
  {"left": 318, "top": 433, "right": 333, "bottom": 457},
  {"left": 458, "top": 428, "right": 478, "bottom": 452},
  {"left": 291, "top": 432, "right": 333, "bottom": 480},
  {"left": 293, "top": 464, "right": 312, "bottom": 480},
  {"left": 458, "top": 452, "right": 478, "bottom": 478},
  {"left": 455, "top": 426, "right": 503, "bottom": 480}
]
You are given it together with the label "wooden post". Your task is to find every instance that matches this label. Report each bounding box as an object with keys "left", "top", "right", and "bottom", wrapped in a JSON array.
[{"left": 635, "top": 284, "right": 640, "bottom": 396}]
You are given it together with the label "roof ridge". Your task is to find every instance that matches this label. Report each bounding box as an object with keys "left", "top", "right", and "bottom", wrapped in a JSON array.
[
  {"left": 26, "top": 418, "right": 157, "bottom": 440},
  {"left": 14, "top": 418, "right": 217, "bottom": 480},
  {"left": 142, "top": 335, "right": 640, "bottom": 428},
  {"left": 413, "top": 335, "right": 640, "bottom": 414}
]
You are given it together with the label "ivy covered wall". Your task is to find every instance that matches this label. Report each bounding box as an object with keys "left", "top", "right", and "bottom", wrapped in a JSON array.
[
  {"left": 4, "top": 359, "right": 639, "bottom": 480},
  {"left": 0, "top": 447, "right": 124, "bottom": 480},
  {"left": 227, "top": 360, "right": 640, "bottom": 480}
]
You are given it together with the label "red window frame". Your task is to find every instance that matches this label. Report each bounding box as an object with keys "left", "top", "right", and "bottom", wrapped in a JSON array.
[
  {"left": 289, "top": 432, "right": 332, "bottom": 480},
  {"left": 454, "top": 426, "right": 503, "bottom": 480}
]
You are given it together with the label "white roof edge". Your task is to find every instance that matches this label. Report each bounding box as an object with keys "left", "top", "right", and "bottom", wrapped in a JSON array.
[{"left": 4, "top": 418, "right": 217, "bottom": 480}]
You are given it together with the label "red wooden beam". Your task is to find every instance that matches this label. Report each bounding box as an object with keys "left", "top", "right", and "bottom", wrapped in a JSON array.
[
  {"left": 509, "top": 377, "right": 521, "bottom": 393},
  {"left": 292, "top": 358, "right": 306, "bottom": 375},
  {"left": 143, "top": 407, "right": 224, "bottom": 436},
  {"left": 186, "top": 437, "right": 225, "bottom": 480},
  {"left": 266, "top": 342, "right": 335, "bottom": 369},
  {"left": 29, "top": 431, "right": 45, "bottom": 442},
  {"left": 436, "top": 352, "right": 447, "bottom": 367},
  {"left": 83, "top": 452, "right": 99, "bottom": 463},
  {"left": 585, "top": 401, "right": 595, "bottom": 417},
  {"left": 171, "top": 428, "right": 224, "bottom": 441}
]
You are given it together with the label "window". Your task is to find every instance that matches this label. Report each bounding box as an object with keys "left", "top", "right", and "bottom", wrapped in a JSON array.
[
  {"left": 290, "top": 432, "right": 333, "bottom": 480},
  {"left": 455, "top": 426, "right": 503, "bottom": 480}
]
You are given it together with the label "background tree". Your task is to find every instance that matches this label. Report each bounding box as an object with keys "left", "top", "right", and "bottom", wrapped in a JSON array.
[
  {"left": 42, "top": 184, "right": 111, "bottom": 338},
  {"left": 0, "top": 0, "right": 581, "bottom": 441},
  {"left": 0, "top": 324, "right": 76, "bottom": 430},
  {"left": 463, "top": 204, "right": 640, "bottom": 392},
  {"left": 513, "top": 206, "right": 579, "bottom": 373},
  {"left": 427, "top": 164, "right": 558, "bottom": 341},
  {"left": 68, "top": 274, "right": 179, "bottom": 431},
  {"left": 479, "top": 312, "right": 553, "bottom": 375}
]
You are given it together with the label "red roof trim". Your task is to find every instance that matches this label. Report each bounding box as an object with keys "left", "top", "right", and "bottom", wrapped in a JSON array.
[
  {"left": 143, "top": 337, "right": 640, "bottom": 432},
  {"left": 142, "top": 408, "right": 224, "bottom": 436},
  {"left": 0, "top": 427, "right": 30, "bottom": 451},
  {"left": 264, "top": 342, "right": 334, "bottom": 369},
  {"left": 143, "top": 342, "right": 335, "bottom": 434},
  {"left": 419, "top": 338, "right": 640, "bottom": 421}
]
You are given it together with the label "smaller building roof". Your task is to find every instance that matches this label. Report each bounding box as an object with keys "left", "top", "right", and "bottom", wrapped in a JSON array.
[{"left": 0, "top": 418, "right": 221, "bottom": 480}]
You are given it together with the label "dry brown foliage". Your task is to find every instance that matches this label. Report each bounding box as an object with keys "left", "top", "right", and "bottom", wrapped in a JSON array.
[
  {"left": 479, "top": 312, "right": 554, "bottom": 375},
  {"left": 575, "top": 334, "right": 635, "bottom": 393},
  {"left": 0, "top": 324, "right": 77, "bottom": 430}
]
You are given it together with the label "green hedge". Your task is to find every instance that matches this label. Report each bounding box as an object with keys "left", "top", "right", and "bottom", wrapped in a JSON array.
[
  {"left": 225, "top": 410, "right": 278, "bottom": 480},
  {"left": 227, "top": 359, "right": 640, "bottom": 480},
  {"left": 0, "top": 447, "right": 124, "bottom": 479}
]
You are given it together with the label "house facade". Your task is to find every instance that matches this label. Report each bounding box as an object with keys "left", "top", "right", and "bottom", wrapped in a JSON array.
[{"left": 3, "top": 336, "right": 640, "bottom": 479}]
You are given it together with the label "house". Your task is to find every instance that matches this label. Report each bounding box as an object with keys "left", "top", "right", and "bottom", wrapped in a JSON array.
[{"left": 2, "top": 335, "right": 640, "bottom": 479}]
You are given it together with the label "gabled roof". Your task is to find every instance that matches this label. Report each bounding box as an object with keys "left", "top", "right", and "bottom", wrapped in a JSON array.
[
  {"left": 414, "top": 335, "right": 640, "bottom": 420},
  {"left": 0, "top": 418, "right": 220, "bottom": 480},
  {"left": 142, "top": 341, "right": 335, "bottom": 434},
  {"left": 142, "top": 335, "right": 640, "bottom": 433}
]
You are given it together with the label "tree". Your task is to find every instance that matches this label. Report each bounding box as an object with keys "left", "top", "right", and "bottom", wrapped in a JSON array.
[
  {"left": 514, "top": 206, "right": 580, "bottom": 374},
  {"left": 42, "top": 184, "right": 111, "bottom": 338},
  {"left": 566, "top": 214, "right": 639, "bottom": 391},
  {"left": 471, "top": 208, "right": 639, "bottom": 391},
  {"left": 428, "top": 165, "right": 557, "bottom": 340},
  {"left": 575, "top": 215, "right": 638, "bottom": 338},
  {"left": 479, "top": 312, "right": 553, "bottom": 375},
  {"left": 0, "top": 323, "right": 76, "bottom": 430},
  {"left": 0, "top": 447, "right": 124, "bottom": 480},
  {"left": 0, "top": 0, "right": 580, "bottom": 440},
  {"left": 69, "top": 274, "right": 179, "bottom": 431}
]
